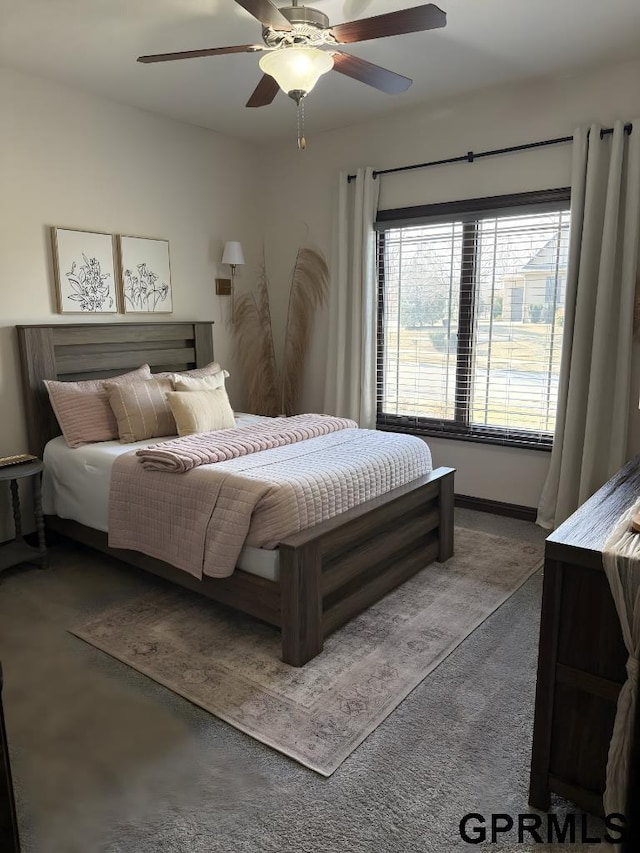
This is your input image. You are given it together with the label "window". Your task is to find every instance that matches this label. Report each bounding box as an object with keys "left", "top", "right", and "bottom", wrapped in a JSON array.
[{"left": 376, "top": 189, "right": 571, "bottom": 449}]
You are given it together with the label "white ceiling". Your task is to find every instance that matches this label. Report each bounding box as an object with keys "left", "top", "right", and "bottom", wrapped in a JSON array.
[{"left": 2, "top": 0, "right": 640, "bottom": 142}]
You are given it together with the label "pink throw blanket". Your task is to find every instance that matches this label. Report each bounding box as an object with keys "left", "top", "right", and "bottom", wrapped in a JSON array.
[{"left": 135, "top": 414, "right": 358, "bottom": 473}]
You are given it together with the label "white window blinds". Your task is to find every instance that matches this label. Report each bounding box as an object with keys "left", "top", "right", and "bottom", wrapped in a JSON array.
[{"left": 377, "top": 190, "right": 571, "bottom": 448}]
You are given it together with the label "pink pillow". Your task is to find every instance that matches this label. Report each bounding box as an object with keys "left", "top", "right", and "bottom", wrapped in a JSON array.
[{"left": 45, "top": 364, "right": 152, "bottom": 448}]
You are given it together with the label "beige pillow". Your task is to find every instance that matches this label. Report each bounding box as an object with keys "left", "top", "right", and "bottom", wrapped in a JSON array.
[
  {"left": 167, "top": 388, "right": 236, "bottom": 436},
  {"left": 172, "top": 370, "right": 229, "bottom": 393},
  {"left": 155, "top": 361, "right": 224, "bottom": 381},
  {"left": 107, "top": 377, "right": 176, "bottom": 443},
  {"left": 44, "top": 364, "right": 152, "bottom": 448}
]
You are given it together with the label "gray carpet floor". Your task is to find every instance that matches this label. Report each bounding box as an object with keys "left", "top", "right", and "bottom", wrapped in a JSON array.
[{"left": 0, "top": 510, "right": 605, "bottom": 852}]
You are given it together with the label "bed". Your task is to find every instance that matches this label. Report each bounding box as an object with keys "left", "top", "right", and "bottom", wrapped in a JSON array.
[{"left": 17, "top": 321, "right": 455, "bottom": 666}]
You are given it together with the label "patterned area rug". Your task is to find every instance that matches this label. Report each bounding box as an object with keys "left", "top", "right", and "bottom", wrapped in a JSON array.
[{"left": 72, "top": 527, "right": 542, "bottom": 776}]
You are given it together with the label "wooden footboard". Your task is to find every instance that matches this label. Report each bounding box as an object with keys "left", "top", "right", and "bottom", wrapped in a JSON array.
[
  {"left": 279, "top": 466, "right": 455, "bottom": 666},
  {"left": 45, "top": 466, "right": 454, "bottom": 667}
]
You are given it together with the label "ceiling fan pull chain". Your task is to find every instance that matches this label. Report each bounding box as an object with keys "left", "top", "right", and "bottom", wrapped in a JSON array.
[{"left": 297, "top": 97, "right": 307, "bottom": 151}]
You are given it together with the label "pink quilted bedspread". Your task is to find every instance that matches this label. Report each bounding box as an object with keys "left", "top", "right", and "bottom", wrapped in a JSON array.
[{"left": 109, "top": 418, "right": 432, "bottom": 579}]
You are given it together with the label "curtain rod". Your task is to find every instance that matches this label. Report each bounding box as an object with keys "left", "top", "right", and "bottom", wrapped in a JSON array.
[{"left": 346, "top": 123, "right": 633, "bottom": 183}]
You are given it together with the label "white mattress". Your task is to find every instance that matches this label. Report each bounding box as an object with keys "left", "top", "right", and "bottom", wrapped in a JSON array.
[{"left": 42, "top": 414, "right": 281, "bottom": 581}]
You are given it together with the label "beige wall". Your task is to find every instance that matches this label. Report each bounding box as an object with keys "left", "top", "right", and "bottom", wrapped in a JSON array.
[
  {"left": 259, "top": 56, "right": 640, "bottom": 507},
  {"left": 0, "top": 67, "right": 262, "bottom": 538},
  {"left": 2, "top": 56, "right": 640, "bottom": 536}
]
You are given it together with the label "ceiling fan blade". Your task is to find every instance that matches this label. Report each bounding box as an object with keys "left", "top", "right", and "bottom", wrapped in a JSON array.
[
  {"left": 138, "top": 44, "right": 263, "bottom": 63},
  {"left": 332, "top": 51, "right": 412, "bottom": 94},
  {"left": 246, "top": 74, "right": 280, "bottom": 107},
  {"left": 331, "top": 3, "right": 446, "bottom": 44},
  {"left": 234, "top": 0, "right": 292, "bottom": 30}
]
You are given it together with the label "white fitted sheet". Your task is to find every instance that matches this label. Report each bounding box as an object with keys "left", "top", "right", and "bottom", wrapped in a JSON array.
[{"left": 42, "top": 414, "right": 281, "bottom": 581}]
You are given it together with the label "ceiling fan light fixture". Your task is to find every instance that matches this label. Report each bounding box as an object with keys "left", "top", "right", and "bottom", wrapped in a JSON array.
[{"left": 259, "top": 46, "right": 334, "bottom": 98}]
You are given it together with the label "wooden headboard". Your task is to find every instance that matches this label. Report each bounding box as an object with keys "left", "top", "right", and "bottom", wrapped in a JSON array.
[{"left": 17, "top": 322, "right": 214, "bottom": 457}]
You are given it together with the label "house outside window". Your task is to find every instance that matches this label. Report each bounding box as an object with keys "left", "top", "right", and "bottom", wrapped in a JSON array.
[{"left": 376, "top": 189, "right": 571, "bottom": 449}]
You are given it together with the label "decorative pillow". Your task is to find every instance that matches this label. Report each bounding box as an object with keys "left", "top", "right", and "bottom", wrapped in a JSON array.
[
  {"left": 167, "top": 388, "right": 236, "bottom": 436},
  {"left": 44, "top": 364, "right": 152, "bottom": 448},
  {"left": 172, "top": 370, "right": 229, "bottom": 393},
  {"left": 106, "top": 377, "right": 176, "bottom": 443},
  {"left": 155, "top": 361, "right": 224, "bottom": 381}
]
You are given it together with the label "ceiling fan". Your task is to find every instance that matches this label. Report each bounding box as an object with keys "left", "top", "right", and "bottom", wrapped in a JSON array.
[{"left": 137, "top": 0, "right": 446, "bottom": 146}]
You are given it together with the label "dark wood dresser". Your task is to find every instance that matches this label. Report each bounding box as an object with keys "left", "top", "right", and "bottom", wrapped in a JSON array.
[
  {"left": 625, "top": 677, "right": 640, "bottom": 851},
  {"left": 529, "top": 457, "right": 639, "bottom": 817},
  {"left": 0, "top": 663, "right": 20, "bottom": 852}
]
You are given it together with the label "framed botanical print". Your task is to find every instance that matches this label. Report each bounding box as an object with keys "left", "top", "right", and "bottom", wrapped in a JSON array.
[
  {"left": 118, "top": 235, "right": 173, "bottom": 313},
  {"left": 52, "top": 227, "right": 118, "bottom": 314}
]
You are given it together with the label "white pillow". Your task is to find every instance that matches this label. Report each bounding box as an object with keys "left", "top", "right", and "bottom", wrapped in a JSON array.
[{"left": 172, "top": 370, "right": 229, "bottom": 392}]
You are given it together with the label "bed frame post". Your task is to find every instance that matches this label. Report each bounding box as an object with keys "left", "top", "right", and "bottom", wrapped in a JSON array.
[
  {"left": 279, "top": 541, "right": 323, "bottom": 667},
  {"left": 438, "top": 469, "right": 455, "bottom": 562}
]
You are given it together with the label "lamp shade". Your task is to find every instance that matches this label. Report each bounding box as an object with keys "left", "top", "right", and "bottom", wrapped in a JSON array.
[
  {"left": 259, "top": 47, "right": 334, "bottom": 96},
  {"left": 222, "top": 241, "right": 245, "bottom": 267}
]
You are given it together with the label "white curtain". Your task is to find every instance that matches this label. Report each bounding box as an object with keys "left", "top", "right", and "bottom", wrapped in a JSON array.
[
  {"left": 324, "top": 167, "right": 380, "bottom": 428},
  {"left": 602, "top": 499, "right": 640, "bottom": 815},
  {"left": 537, "top": 121, "right": 640, "bottom": 529}
]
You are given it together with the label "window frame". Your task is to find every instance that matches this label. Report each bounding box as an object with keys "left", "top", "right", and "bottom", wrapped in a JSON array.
[{"left": 376, "top": 188, "right": 571, "bottom": 451}]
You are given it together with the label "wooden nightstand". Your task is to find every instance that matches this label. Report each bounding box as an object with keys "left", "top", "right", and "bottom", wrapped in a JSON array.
[{"left": 0, "top": 460, "right": 47, "bottom": 574}]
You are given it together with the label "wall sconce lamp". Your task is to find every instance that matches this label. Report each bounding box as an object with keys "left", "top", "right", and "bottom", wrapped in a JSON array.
[{"left": 217, "top": 241, "right": 245, "bottom": 319}]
